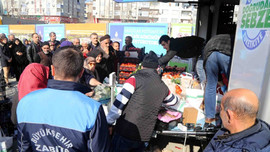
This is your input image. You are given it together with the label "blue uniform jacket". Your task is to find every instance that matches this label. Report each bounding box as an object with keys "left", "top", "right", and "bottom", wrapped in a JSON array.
[
  {"left": 204, "top": 119, "right": 270, "bottom": 152},
  {"left": 17, "top": 80, "right": 110, "bottom": 152}
]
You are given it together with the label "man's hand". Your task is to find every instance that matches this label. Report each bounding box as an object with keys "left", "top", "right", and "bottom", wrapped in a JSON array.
[
  {"left": 85, "top": 90, "right": 94, "bottom": 97},
  {"left": 16, "top": 52, "right": 23, "bottom": 56},
  {"left": 8, "top": 58, "right": 12, "bottom": 62},
  {"left": 82, "top": 48, "right": 89, "bottom": 54}
]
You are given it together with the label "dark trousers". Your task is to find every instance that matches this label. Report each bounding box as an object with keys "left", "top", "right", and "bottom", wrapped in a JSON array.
[{"left": 111, "top": 133, "right": 147, "bottom": 152}]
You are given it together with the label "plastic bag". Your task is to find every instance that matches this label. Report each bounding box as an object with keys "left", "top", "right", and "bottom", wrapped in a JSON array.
[
  {"left": 0, "top": 128, "right": 13, "bottom": 152},
  {"left": 92, "top": 84, "right": 111, "bottom": 102}
]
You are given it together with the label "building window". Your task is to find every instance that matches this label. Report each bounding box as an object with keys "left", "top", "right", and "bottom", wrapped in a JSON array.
[
  {"left": 182, "top": 4, "right": 190, "bottom": 9},
  {"left": 160, "top": 18, "right": 167, "bottom": 22},
  {"left": 172, "top": 10, "right": 179, "bottom": 15},
  {"left": 162, "top": 9, "right": 168, "bottom": 14},
  {"left": 114, "top": 10, "right": 120, "bottom": 16},
  {"left": 171, "top": 18, "right": 179, "bottom": 23},
  {"left": 141, "top": 11, "right": 149, "bottom": 17}
]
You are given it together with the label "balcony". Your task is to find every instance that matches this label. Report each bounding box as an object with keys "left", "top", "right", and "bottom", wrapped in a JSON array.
[
  {"left": 180, "top": 15, "right": 192, "bottom": 20},
  {"left": 56, "top": 4, "right": 61, "bottom": 8}
]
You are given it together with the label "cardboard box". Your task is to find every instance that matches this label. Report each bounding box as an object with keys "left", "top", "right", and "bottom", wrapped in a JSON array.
[
  {"left": 182, "top": 107, "right": 198, "bottom": 125},
  {"left": 163, "top": 142, "right": 200, "bottom": 152}
]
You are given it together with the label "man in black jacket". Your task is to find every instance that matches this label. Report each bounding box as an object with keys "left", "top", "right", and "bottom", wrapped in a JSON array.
[
  {"left": 158, "top": 35, "right": 205, "bottom": 67},
  {"left": 47, "top": 32, "right": 60, "bottom": 51},
  {"left": 26, "top": 33, "right": 41, "bottom": 63},
  {"left": 122, "top": 36, "right": 135, "bottom": 51},
  {"left": 88, "top": 33, "right": 100, "bottom": 51},
  {"left": 7, "top": 34, "right": 15, "bottom": 48}
]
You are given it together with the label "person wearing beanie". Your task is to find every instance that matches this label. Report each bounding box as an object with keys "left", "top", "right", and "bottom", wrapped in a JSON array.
[
  {"left": 93, "top": 35, "right": 111, "bottom": 59},
  {"left": 34, "top": 42, "right": 53, "bottom": 67},
  {"left": 91, "top": 35, "right": 115, "bottom": 82},
  {"left": 107, "top": 51, "right": 180, "bottom": 151},
  {"left": 60, "top": 40, "right": 73, "bottom": 48}
]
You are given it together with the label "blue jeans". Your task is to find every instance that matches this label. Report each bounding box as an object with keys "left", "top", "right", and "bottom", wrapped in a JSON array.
[
  {"left": 196, "top": 59, "right": 206, "bottom": 87},
  {"left": 111, "top": 133, "right": 147, "bottom": 152},
  {"left": 205, "top": 51, "right": 231, "bottom": 119}
]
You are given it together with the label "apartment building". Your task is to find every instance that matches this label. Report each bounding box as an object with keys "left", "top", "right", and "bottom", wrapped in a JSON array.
[
  {"left": 91, "top": 0, "right": 197, "bottom": 23},
  {"left": 1, "top": 0, "right": 85, "bottom": 23}
]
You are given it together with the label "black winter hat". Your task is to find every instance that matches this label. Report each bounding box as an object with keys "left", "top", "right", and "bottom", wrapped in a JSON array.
[
  {"left": 41, "top": 42, "right": 50, "bottom": 47},
  {"left": 99, "top": 35, "right": 110, "bottom": 42},
  {"left": 87, "top": 49, "right": 103, "bottom": 58},
  {"left": 142, "top": 51, "right": 159, "bottom": 69}
]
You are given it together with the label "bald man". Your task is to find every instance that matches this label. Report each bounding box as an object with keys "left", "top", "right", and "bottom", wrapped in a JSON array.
[{"left": 204, "top": 89, "right": 270, "bottom": 152}]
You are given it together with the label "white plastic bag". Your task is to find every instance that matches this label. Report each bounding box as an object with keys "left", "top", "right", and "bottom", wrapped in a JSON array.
[
  {"left": 185, "top": 88, "right": 204, "bottom": 110},
  {"left": 0, "top": 129, "right": 13, "bottom": 152}
]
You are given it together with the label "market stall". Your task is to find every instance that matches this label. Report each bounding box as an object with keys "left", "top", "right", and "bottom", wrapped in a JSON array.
[{"left": 106, "top": 66, "right": 220, "bottom": 150}]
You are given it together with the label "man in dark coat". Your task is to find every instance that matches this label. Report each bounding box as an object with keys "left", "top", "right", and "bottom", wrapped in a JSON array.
[
  {"left": 204, "top": 89, "right": 270, "bottom": 152},
  {"left": 158, "top": 35, "right": 205, "bottom": 67},
  {"left": 26, "top": 33, "right": 41, "bottom": 63},
  {"left": 91, "top": 35, "right": 115, "bottom": 81},
  {"left": 122, "top": 36, "right": 135, "bottom": 51},
  {"left": 88, "top": 33, "right": 100, "bottom": 51},
  {"left": 46, "top": 32, "right": 61, "bottom": 51},
  {"left": 107, "top": 51, "right": 180, "bottom": 151},
  {"left": 0, "top": 34, "right": 12, "bottom": 86},
  {"left": 34, "top": 42, "right": 52, "bottom": 68}
]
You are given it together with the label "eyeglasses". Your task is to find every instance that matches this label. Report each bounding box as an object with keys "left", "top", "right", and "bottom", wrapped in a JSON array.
[{"left": 89, "top": 62, "right": 96, "bottom": 66}]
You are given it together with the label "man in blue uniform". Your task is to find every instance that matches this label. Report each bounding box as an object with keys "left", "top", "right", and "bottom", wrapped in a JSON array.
[{"left": 17, "top": 47, "right": 110, "bottom": 152}]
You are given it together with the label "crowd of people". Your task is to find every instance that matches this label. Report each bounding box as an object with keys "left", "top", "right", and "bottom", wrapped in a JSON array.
[
  {"left": 0, "top": 31, "right": 269, "bottom": 152},
  {"left": 0, "top": 32, "right": 137, "bottom": 92}
]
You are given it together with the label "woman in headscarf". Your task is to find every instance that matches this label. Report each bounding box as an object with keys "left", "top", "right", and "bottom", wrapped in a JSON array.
[
  {"left": 23, "top": 38, "right": 29, "bottom": 47},
  {"left": 11, "top": 63, "right": 50, "bottom": 124},
  {"left": 88, "top": 50, "right": 109, "bottom": 83},
  {"left": 12, "top": 38, "right": 29, "bottom": 81},
  {"left": 80, "top": 57, "right": 101, "bottom": 90}
]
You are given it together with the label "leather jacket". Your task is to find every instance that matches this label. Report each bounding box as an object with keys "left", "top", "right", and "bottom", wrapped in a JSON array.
[{"left": 26, "top": 42, "right": 40, "bottom": 63}]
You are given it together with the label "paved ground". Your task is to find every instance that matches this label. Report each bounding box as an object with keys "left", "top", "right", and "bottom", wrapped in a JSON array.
[{"left": 6, "top": 77, "right": 18, "bottom": 99}]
